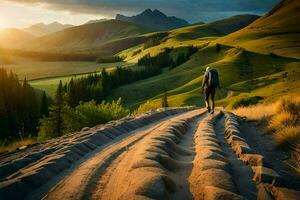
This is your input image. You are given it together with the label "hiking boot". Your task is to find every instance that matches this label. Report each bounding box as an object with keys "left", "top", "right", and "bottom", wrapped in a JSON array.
[
  {"left": 207, "top": 107, "right": 211, "bottom": 113},
  {"left": 211, "top": 110, "right": 214, "bottom": 115}
]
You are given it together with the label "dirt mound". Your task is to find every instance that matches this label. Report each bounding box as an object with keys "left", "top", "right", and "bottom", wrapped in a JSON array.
[
  {"left": 102, "top": 110, "right": 201, "bottom": 199},
  {"left": 224, "top": 112, "right": 300, "bottom": 199},
  {"left": 189, "top": 113, "right": 243, "bottom": 200}
]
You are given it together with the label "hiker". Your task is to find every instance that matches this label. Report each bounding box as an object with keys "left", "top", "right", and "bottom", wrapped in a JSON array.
[{"left": 201, "top": 67, "right": 220, "bottom": 114}]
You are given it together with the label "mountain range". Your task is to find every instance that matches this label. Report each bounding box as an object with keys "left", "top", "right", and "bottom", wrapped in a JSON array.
[
  {"left": 23, "top": 22, "right": 73, "bottom": 36},
  {"left": 116, "top": 9, "right": 189, "bottom": 31}
]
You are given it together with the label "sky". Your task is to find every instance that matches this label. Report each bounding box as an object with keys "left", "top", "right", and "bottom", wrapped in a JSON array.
[{"left": 0, "top": 0, "right": 279, "bottom": 28}]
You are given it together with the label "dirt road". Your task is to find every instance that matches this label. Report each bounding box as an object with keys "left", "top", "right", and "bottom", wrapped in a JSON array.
[{"left": 1, "top": 108, "right": 299, "bottom": 200}]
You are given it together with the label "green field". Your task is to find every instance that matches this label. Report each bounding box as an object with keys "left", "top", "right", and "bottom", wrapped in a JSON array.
[
  {"left": 28, "top": 62, "right": 134, "bottom": 97},
  {"left": 2, "top": 58, "right": 130, "bottom": 80}
]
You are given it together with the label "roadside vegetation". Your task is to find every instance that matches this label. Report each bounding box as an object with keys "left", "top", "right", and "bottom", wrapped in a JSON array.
[{"left": 233, "top": 96, "right": 300, "bottom": 176}]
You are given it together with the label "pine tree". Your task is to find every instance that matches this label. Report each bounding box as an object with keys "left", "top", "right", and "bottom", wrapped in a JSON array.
[
  {"left": 101, "top": 68, "right": 110, "bottom": 95},
  {"left": 161, "top": 90, "right": 169, "bottom": 108},
  {"left": 22, "top": 78, "right": 39, "bottom": 135},
  {"left": 40, "top": 91, "right": 49, "bottom": 117},
  {"left": 67, "top": 78, "right": 77, "bottom": 107},
  {"left": 54, "top": 80, "right": 64, "bottom": 135}
]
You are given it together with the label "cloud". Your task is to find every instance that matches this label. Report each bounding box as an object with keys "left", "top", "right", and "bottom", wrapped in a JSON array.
[{"left": 5, "top": 0, "right": 280, "bottom": 22}]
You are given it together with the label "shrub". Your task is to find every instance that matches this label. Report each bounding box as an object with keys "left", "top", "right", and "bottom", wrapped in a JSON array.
[
  {"left": 270, "top": 52, "right": 279, "bottom": 58},
  {"left": 277, "top": 98, "right": 300, "bottom": 116},
  {"left": 268, "top": 111, "right": 297, "bottom": 132},
  {"left": 96, "top": 56, "right": 123, "bottom": 63},
  {"left": 133, "top": 101, "right": 161, "bottom": 116},
  {"left": 143, "top": 32, "right": 169, "bottom": 50},
  {"left": 231, "top": 96, "right": 264, "bottom": 109},
  {"left": 268, "top": 96, "right": 300, "bottom": 148},
  {"left": 274, "top": 126, "right": 300, "bottom": 148},
  {"left": 138, "top": 46, "right": 198, "bottom": 70},
  {"left": 38, "top": 98, "right": 129, "bottom": 140},
  {"left": 216, "top": 43, "right": 221, "bottom": 52},
  {"left": 132, "top": 49, "right": 142, "bottom": 56}
]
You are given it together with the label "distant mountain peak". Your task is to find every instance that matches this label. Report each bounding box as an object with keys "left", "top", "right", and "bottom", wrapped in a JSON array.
[
  {"left": 23, "top": 22, "right": 74, "bottom": 36},
  {"left": 116, "top": 9, "right": 189, "bottom": 31}
]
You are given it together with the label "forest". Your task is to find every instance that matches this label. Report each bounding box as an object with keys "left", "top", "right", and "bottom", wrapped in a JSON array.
[{"left": 0, "top": 69, "right": 49, "bottom": 142}]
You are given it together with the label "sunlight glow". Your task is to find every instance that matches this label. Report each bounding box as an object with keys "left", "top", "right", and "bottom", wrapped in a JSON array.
[{"left": 0, "top": 1, "right": 107, "bottom": 28}]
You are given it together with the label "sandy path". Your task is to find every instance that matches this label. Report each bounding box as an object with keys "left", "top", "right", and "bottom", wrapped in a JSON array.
[
  {"left": 238, "top": 120, "right": 300, "bottom": 190},
  {"left": 168, "top": 116, "right": 203, "bottom": 200},
  {"left": 6, "top": 108, "right": 299, "bottom": 200},
  {"left": 42, "top": 121, "right": 170, "bottom": 200},
  {"left": 92, "top": 110, "right": 205, "bottom": 200},
  {"left": 214, "top": 115, "right": 257, "bottom": 200},
  {"left": 42, "top": 109, "right": 204, "bottom": 200}
]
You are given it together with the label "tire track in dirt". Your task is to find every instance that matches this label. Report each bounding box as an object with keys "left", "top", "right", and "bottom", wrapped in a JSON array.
[
  {"left": 214, "top": 114, "right": 257, "bottom": 199},
  {"left": 43, "top": 109, "right": 205, "bottom": 200},
  {"left": 91, "top": 110, "right": 206, "bottom": 200}
]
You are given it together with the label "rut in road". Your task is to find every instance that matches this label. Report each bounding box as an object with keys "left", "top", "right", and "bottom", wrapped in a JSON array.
[
  {"left": 214, "top": 115, "right": 257, "bottom": 199},
  {"left": 43, "top": 109, "right": 205, "bottom": 200},
  {"left": 91, "top": 111, "right": 206, "bottom": 200}
]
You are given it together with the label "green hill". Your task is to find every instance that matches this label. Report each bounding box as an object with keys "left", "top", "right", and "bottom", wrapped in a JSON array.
[
  {"left": 217, "top": 0, "right": 300, "bottom": 59},
  {"left": 108, "top": 3, "right": 300, "bottom": 109},
  {"left": 23, "top": 20, "right": 150, "bottom": 54},
  {"left": 109, "top": 44, "right": 298, "bottom": 108},
  {"left": 119, "top": 15, "right": 259, "bottom": 63}
]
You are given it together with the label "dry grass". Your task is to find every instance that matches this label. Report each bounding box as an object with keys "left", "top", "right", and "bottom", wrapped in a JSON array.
[
  {"left": 290, "top": 145, "right": 300, "bottom": 175},
  {"left": 0, "top": 138, "right": 36, "bottom": 153},
  {"left": 234, "top": 96, "right": 300, "bottom": 175},
  {"left": 132, "top": 101, "right": 161, "bottom": 116},
  {"left": 269, "top": 97, "right": 300, "bottom": 148},
  {"left": 232, "top": 102, "right": 278, "bottom": 121},
  {"left": 274, "top": 126, "right": 300, "bottom": 148}
]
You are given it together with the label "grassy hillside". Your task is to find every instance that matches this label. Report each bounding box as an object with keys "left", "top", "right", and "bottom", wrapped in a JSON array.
[
  {"left": 0, "top": 28, "right": 35, "bottom": 48},
  {"left": 23, "top": 20, "right": 149, "bottom": 54},
  {"left": 119, "top": 15, "right": 259, "bottom": 63},
  {"left": 109, "top": 44, "right": 298, "bottom": 109},
  {"left": 217, "top": 0, "right": 300, "bottom": 59},
  {"left": 106, "top": 1, "right": 300, "bottom": 110}
]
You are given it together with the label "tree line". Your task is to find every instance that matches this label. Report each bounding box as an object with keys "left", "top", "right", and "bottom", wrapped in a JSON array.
[
  {"left": 63, "top": 66, "right": 161, "bottom": 107},
  {"left": 138, "top": 46, "right": 198, "bottom": 70},
  {"left": 0, "top": 69, "right": 50, "bottom": 142}
]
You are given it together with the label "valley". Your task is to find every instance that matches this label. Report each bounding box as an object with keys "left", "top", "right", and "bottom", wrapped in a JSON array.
[{"left": 0, "top": 0, "right": 300, "bottom": 199}]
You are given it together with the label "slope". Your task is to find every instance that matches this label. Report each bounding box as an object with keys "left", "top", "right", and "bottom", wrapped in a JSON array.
[
  {"left": 217, "top": 0, "right": 300, "bottom": 59},
  {"left": 24, "top": 20, "right": 150, "bottom": 54},
  {"left": 110, "top": 44, "right": 297, "bottom": 108},
  {"left": 119, "top": 15, "right": 259, "bottom": 63},
  {"left": 0, "top": 28, "right": 35, "bottom": 48},
  {"left": 111, "top": 2, "right": 299, "bottom": 109}
]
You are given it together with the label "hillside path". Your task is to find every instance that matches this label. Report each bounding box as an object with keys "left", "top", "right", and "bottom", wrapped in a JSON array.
[{"left": 1, "top": 108, "right": 300, "bottom": 200}]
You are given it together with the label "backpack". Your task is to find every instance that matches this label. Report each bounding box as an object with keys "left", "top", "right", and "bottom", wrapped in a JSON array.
[{"left": 208, "top": 68, "right": 219, "bottom": 88}]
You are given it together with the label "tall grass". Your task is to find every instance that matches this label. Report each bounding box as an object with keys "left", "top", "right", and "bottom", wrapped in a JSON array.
[
  {"left": 132, "top": 101, "right": 161, "bottom": 116},
  {"left": 269, "top": 97, "right": 300, "bottom": 148},
  {"left": 233, "top": 102, "right": 278, "bottom": 120},
  {"left": 0, "top": 138, "right": 36, "bottom": 153},
  {"left": 234, "top": 96, "right": 300, "bottom": 175}
]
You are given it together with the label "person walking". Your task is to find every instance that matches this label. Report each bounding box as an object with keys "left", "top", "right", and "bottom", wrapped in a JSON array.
[{"left": 201, "top": 67, "right": 220, "bottom": 114}]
